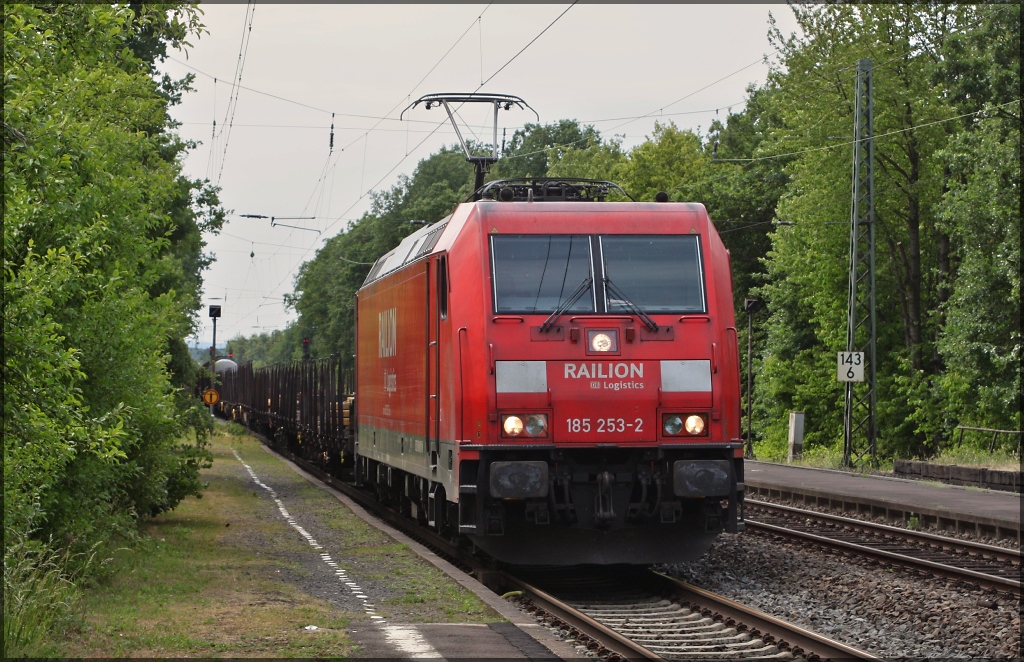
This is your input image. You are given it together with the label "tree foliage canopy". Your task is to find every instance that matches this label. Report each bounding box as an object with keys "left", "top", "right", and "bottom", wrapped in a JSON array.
[
  {"left": 748, "top": 4, "right": 1019, "bottom": 459},
  {"left": 4, "top": 3, "right": 224, "bottom": 560}
]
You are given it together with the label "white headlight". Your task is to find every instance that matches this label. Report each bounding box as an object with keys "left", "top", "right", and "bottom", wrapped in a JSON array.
[
  {"left": 684, "top": 415, "right": 706, "bottom": 435},
  {"left": 503, "top": 415, "right": 524, "bottom": 436},
  {"left": 587, "top": 329, "right": 618, "bottom": 353},
  {"left": 591, "top": 332, "right": 612, "bottom": 351}
]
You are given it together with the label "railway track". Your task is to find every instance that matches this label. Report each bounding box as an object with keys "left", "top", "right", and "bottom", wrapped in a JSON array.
[
  {"left": 746, "top": 499, "right": 1021, "bottom": 596},
  {"left": 501, "top": 566, "right": 878, "bottom": 660},
  {"left": 248, "top": 429, "right": 877, "bottom": 661}
]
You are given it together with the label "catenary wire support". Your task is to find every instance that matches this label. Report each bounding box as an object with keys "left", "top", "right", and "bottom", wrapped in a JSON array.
[
  {"left": 240, "top": 213, "right": 319, "bottom": 234},
  {"left": 401, "top": 93, "right": 538, "bottom": 200},
  {"left": 843, "top": 59, "right": 878, "bottom": 468}
]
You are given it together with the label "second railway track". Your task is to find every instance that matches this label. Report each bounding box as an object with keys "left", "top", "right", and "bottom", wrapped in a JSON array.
[{"left": 745, "top": 499, "right": 1021, "bottom": 596}]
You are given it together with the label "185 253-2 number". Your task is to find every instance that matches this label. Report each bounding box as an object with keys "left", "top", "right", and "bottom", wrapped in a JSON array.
[{"left": 566, "top": 417, "right": 643, "bottom": 434}]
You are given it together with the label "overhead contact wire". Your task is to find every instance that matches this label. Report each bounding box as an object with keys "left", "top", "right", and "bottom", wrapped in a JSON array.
[{"left": 215, "top": 2, "right": 257, "bottom": 185}]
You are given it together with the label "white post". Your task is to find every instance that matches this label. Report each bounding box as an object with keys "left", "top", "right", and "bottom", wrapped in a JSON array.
[{"left": 788, "top": 411, "right": 805, "bottom": 463}]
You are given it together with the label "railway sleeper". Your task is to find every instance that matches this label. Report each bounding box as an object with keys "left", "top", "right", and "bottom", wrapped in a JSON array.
[
  {"left": 612, "top": 621, "right": 727, "bottom": 634},
  {"left": 653, "top": 645, "right": 789, "bottom": 660},
  {"left": 579, "top": 608, "right": 715, "bottom": 620},
  {"left": 593, "top": 614, "right": 717, "bottom": 625},
  {"left": 617, "top": 626, "right": 738, "bottom": 639},
  {"left": 568, "top": 598, "right": 669, "bottom": 607},
  {"left": 559, "top": 593, "right": 648, "bottom": 600},
  {"left": 640, "top": 636, "right": 763, "bottom": 648},
  {"left": 627, "top": 632, "right": 757, "bottom": 645},
  {"left": 577, "top": 606, "right": 696, "bottom": 618}
]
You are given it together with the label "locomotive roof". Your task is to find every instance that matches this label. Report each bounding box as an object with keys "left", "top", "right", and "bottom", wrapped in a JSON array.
[
  {"left": 361, "top": 216, "right": 451, "bottom": 286},
  {"left": 360, "top": 200, "right": 712, "bottom": 287}
]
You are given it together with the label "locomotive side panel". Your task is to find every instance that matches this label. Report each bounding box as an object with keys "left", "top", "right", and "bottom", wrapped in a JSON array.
[
  {"left": 707, "top": 224, "right": 742, "bottom": 447},
  {"left": 445, "top": 219, "right": 491, "bottom": 451},
  {"left": 356, "top": 261, "right": 430, "bottom": 476},
  {"left": 428, "top": 253, "right": 458, "bottom": 497}
]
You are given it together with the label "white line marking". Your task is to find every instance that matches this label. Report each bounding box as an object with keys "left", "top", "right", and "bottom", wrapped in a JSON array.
[
  {"left": 232, "top": 448, "right": 388, "bottom": 623},
  {"left": 381, "top": 625, "right": 444, "bottom": 658}
]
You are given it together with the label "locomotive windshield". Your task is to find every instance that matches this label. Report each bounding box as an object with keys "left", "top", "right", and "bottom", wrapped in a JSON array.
[
  {"left": 601, "top": 235, "right": 705, "bottom": 313},
  {"left": 490, "top": 234, "right": 705, "bottom": 314},
  {"left": 491, "top": 235, "right": 595, "bottom": 313}
]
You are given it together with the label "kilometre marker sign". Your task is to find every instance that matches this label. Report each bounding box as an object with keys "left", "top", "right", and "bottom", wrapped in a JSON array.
[{"left": 837, "top": 352, "right": 864, "bottom": 382}]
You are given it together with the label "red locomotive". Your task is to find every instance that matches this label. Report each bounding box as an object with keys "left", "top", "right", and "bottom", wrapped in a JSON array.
[{"left": 355, "top": 179, "right": 745, "bottom": 564}]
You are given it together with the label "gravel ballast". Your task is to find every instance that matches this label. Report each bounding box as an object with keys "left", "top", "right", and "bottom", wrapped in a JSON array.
[{"left": 661, "top": 531, "right": 1020, "bottom": 659}]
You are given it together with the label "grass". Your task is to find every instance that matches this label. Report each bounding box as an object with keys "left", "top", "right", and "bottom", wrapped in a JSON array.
[
  {"left": 296, "top": 479, "right": 499, "bottom": 624},
  {"left": 50, "top": 425, "right": 500, "bottom": 656},
  {"left": 50, "top": 430, "right": 361, "bottom": 658},
  {"left": 929, "top": 444, "right": 1020, "bottom": 471},
  {"left": 3, "top": 536, "right": 89, "bottom": 658},
  {"left": 751, "top": 441, "right": 890, "bottom": 472},
  {"left": 753, "top": 439, "right": 1019, "bottom": 473}
]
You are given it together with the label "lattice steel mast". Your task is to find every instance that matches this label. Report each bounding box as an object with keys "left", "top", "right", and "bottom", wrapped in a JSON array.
[{"left": 843, "top": 59, "right": 878, "bottom": 467}]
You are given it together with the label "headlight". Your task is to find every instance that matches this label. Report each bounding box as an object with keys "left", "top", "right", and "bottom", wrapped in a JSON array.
[
  {"left": 662, "top": 413, "right": 708, "bottom": 437},
  {"left": 525, "top": 414, "right": 547, "bottom": 436},
  {"left": 663, "top": 414, "right": 683, "bottom": 435},
  {"left": 587, "top": 329, "right": 618, "bottom": 353},
  {"left": 684, "top": 414, "right": 706, "bottom": 435},
  {"left": 501, "top": 413, "right": 548, "bottom": 438},
  {"left": 503, "top": 415, "right": 524, "bottom": 436}
]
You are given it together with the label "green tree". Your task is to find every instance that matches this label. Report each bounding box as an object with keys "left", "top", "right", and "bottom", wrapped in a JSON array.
[
  {"left": 697, "top": 85, "right": 791, "bottom": 314},
  {"left": 492, "top": 119, "right": 602, "bottom": 179},
  {"left": 4, "top": 3, "right": 222, "bottom": 573},
  {"left": 932, "top": 6, "right": 1020, "bottom": 438},
  {"left": 547, "top": 135, "right": 627, "bottom": 182},
  {"left": 613, "top": 121, "right": 708, "bottom": 202},
  {"left": 751, "top": 4, "right": 1010, "bottom": 458},
  {"left": 227, "top": 329, "right": 291, "bottom": 368}
]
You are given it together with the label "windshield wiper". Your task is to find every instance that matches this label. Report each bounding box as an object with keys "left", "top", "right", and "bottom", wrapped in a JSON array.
[
  {"left": 540, "top": 277, "right": 592, "bottom": 332},
  {"left": 604, "top": 278, "right": 659, "bottom": 332}
]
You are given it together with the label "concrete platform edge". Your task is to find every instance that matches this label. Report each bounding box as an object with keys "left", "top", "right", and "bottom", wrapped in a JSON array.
[{"left": 746, "top": 461, "right": 1020, "bottom": 541}]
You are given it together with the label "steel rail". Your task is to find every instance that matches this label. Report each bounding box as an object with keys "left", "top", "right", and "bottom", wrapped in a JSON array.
[
  {"left": 745, "top": 507, "right": 1020, "bottom": 596},
  {"left": 653, "top": 572, "right": 880, "bottom": 661},
  {"left": 498, "top": 574, "right": 662, "bottom": 661},
  {"left": 748, "top": 499, "right": 1021, "bottom": 562},
  {"left": 503, "top": 566, "right": 878, "bottom": 661}
]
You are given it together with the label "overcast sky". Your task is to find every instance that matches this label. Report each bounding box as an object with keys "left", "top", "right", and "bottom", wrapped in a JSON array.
[{"left": 161, "top": 4, "right": 801, "bottom": 348}]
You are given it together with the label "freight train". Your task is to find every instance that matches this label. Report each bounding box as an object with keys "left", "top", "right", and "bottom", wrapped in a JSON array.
[{"left": 218, "top": 178, "right": 745, "bottom": 565}]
